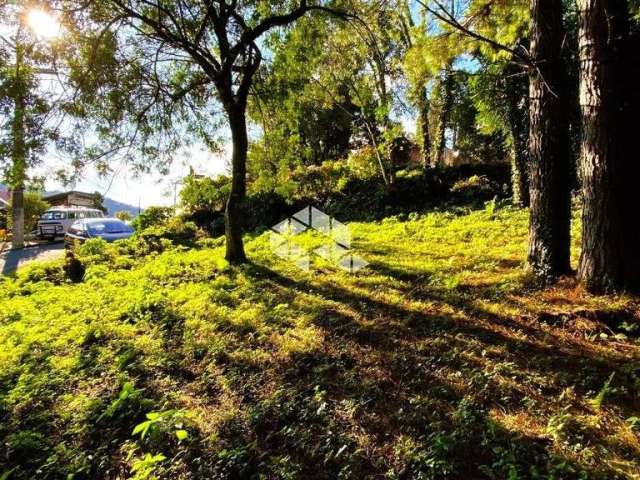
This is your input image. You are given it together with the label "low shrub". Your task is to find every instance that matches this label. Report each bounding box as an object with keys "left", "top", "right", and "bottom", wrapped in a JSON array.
[
  {"left": 132, "top": 206, "right": 174, "bottom": 231},
  {"left": 14, "top": 258, "right": 65, "bottom": 285}
]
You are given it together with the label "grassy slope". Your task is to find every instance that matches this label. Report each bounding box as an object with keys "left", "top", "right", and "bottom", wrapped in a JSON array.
[{"left": 1, "top": 205, "right": 639, "bottom": 479}]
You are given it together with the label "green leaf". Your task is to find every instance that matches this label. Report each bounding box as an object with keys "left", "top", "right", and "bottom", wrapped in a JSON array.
[
  {"left": 589, "top": 372, "right": 615, "bottom": 409},
  {"left": 132, "top": 420, "right": 151, "bottom": 438},
  {"left": 1, "top": 468, "right": 16, "bottom": 480},
  {"left": 175, "top": 429, "right": 188, "bottom": 441}
]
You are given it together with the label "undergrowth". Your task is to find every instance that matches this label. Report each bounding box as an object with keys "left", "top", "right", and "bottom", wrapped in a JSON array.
[{"left": 1, "top": 203, "right": 639, "bottom": 479}]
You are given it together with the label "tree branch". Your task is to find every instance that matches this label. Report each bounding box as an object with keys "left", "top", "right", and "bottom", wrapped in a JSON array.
[{"left": 415, "top": 0, "right": 532, "bottom": 66}]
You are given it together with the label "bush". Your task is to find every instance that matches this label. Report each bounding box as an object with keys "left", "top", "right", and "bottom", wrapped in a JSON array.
[
  {"left": 63, "top": 251, "right": 86, "bottom": 283},
  {"left": 132, "top": 206, "right": 174, "bottom": 231},
  {"left": 121, "top": 217, "right": 198, "bottom": 257},
  {"left": 14, "top": 259, "right": 65, "bottom": 285},
  {"left": 6, "top": 191, "right": 50, "bottom": 234},
  {"left": 154, "top": 163, "right": 513, "bottom": 241},
  {"left": 180, "top": 175, "right": 231, "bottom": 214},
  {"left": 289, "top": 160, "right": 351, "bottom": 202},
  {"left": 115, "top": 210, "right": 133, "bottom": 222},
  {"left": 178, "top": 176, "right": 231, "bottom": 235},
  {"left": 346, "top": 146, "right": 383, "bottom": 180},
  {"left": 75, "top": 238, "right": 117, "bottom": 269}
]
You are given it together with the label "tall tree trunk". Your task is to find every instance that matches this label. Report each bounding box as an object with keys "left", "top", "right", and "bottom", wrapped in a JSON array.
[
  {"left": 11, "top": 47, "right": 26, "bottom": 250},
  {"left": 417, "top": 86, "right": 432, "bottom": 169},
  {"left": 11, "top": 188, "right": 24, "bottom": 249},
  {"left": 577, "top": 0, "right": 639, "bottom": 292},
  {"left": 505, "top": 68, "right": 530, "bottom": 208},
  {"left": 224, "top": 104, "right": 248, "bottom": 264},
  {"left": 509, "top": 145, "right": 529, "bottom": 208},
  {"left": 434, "top": 67, "right": 454, "bottom": 167},
  {"left": 620, "top": 25, "right": 640, "bottom": 290},
  {"left": 528, "top": 0, "right": 572, "bottom": 279}
]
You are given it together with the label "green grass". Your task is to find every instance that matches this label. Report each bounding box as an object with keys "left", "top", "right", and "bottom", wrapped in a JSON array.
[{"left": 1, "top": 204, "right": 639, "bottom": 479}]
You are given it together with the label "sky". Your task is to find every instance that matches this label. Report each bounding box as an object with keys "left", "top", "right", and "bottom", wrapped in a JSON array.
[{"left": 39, "top": 144, "right": 231, "bottom": 209}]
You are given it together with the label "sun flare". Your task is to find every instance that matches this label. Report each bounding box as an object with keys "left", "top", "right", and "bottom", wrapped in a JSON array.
[{"left": 26, "top": 8, "right": 60, "bottom": 39}]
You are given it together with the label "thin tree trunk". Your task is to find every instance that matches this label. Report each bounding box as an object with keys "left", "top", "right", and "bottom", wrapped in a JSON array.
[
  {"left": 506, "top": 85, "right": 530, "bottom": 208},
  {"left": 509, "top": 146, "right": 529, "bottom": 208},
  {"left": 11, "top": 187, "right": 24, "bottom": 249},
  {"left": 224, "top": 104, "right": 248, "bottom": 264},
  {"left": 434, "top": 66, "right": 454, "bottom": 167},
  {"left": 577, "top": 0, "right": 638, "bottom": 292},
  {"left": 11, "top": 46, "right": 26, "bottom": 250},
  {"left": 527, "top": 0, "right": 572, "bottom": 279},
  {"left": 418, "top": 86, "right": 432, "bottom": 169}
]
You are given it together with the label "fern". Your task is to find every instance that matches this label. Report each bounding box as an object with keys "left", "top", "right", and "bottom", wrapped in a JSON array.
[{"left": 589, "top": 373, "right": 615, "bottom": 409}]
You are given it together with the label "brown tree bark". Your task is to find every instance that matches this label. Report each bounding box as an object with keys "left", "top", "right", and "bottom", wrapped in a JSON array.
[
  {"left": 577, "top": 0, "right": 640, "bottom": 292},
  {"left": 527, "top": 0, "right": 572, "bottom": 279},
  {"left": 224, "top": 104, "right": 248, "bottom": 264}
]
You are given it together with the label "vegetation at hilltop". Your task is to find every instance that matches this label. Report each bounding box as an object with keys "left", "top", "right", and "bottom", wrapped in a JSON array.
[{"left": 1, "top": 202, "right": 639, "bottom": 479}]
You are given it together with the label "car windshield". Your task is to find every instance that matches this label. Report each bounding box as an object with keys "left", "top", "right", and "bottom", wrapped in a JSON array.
[
  {"left": 41, "top": 211, "right": 66, "bottom": 220},
  {"left": 87, "top": 220, "right": 133, "bottom": 235}
]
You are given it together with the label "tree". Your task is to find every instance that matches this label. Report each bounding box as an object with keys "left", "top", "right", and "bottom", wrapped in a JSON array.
[
  {"left": 576, "top": 0, "right": 640, "bottom": 292},
  {"left": 527, "top": 0, "right": 572, "bottom": 279},
  {"left": 415, "top": 0, "right": 572, "bottom": 280},
  {"left": 7, "top": 192, "right": 49, "bottom": 235},
  {"left": 91, "top": 191, "right": 107, "bottom": 214},
  {"left": 81, "top": 0, "right": 354, "bottom": 264},
  {"left": 416, "top": 85, "right": 432, "bottom": 168},
  {"left": 0, "top": 6, "right": 59, "bottom": 249},
  {"left": 247, "top": 16, "right": 362, "bottom": 195},
  {"left": 403, "top": 7, "right": 458, "bottom": 170},
  {"left": 432, "top": 64, "right": 455, "bottom": 166},
  {"left": 400, "top": 4, "right": 434, "bottom": 168},
  {"left": 471, "top": 62, "right": 530, "bottom": 206},
  {"left": 115, "top": 210, "right": 133, "bottom": 222}
]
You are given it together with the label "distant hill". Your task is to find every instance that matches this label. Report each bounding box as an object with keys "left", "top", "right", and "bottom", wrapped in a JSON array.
[
  {"left": 43, "top": 190, "right": 142, "bottom": 217},
  {"left": 103, "top": 197, "right": 142, "bottom": 217}
]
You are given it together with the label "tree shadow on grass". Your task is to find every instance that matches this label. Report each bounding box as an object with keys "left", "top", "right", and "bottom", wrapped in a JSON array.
[{"left": 235, "top": 262, "right": 636, "bottom": 478}]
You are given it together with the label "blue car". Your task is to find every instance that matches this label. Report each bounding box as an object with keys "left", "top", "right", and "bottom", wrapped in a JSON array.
[{"left": 65, "top": 218, "right": 134, "bottom": 248}]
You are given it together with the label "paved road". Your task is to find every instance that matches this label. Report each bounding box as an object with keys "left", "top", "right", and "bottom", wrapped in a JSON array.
[{"left": 0, "top": 242, "right": 65, "bottom": 276}]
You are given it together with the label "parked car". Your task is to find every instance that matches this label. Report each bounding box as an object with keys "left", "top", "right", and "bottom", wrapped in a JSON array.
[
  {"left": 37, "top": 207, "right": 105, "bottom": 240},
  {"left": 64, "top": 218, "right": 134, "bottom": 248}
]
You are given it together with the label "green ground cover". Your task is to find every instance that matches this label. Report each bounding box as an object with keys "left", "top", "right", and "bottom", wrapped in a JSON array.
[{"left": 1, "top": 204, "right": 639, "bottom": 479}]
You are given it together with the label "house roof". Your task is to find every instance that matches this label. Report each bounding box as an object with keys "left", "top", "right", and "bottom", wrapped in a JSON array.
[{"left": 43, "top": 190, "right": 95, "bottom": 202}]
